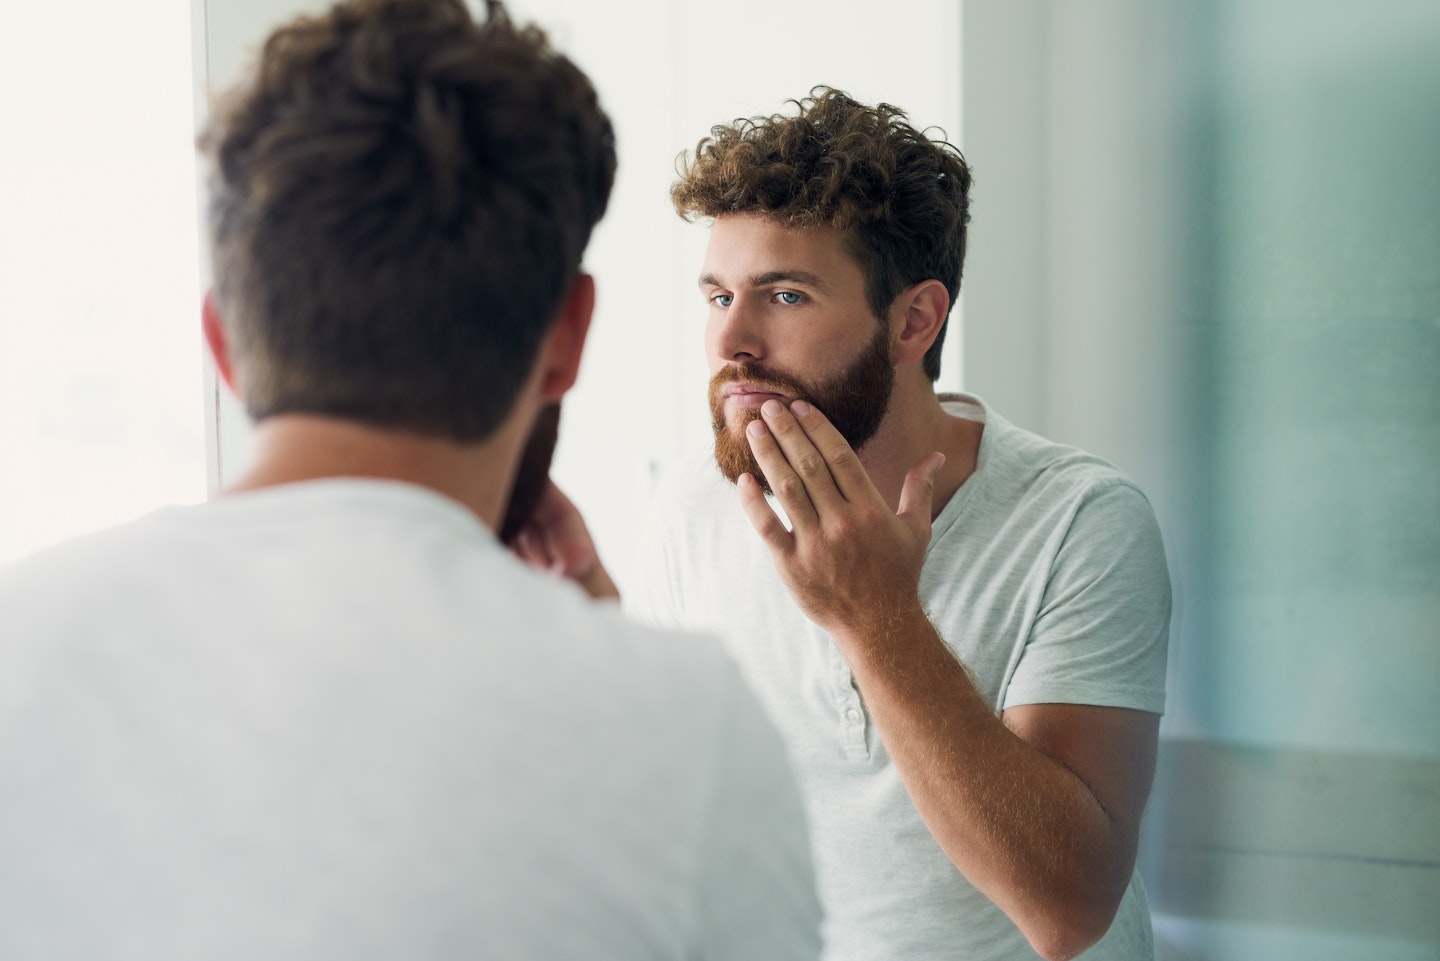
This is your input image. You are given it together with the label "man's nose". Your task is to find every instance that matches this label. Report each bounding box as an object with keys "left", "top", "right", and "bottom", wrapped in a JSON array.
[{"left": 710, "top": 296, "right": 765, "bottom": 363}]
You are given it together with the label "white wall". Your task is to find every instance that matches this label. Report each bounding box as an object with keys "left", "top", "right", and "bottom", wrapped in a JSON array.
[
  {"left": 0, "top": 2, "right": 205, "bottom": 565},
  {"left": 197, "top": 0, "right": 962, "bottom": 591}
]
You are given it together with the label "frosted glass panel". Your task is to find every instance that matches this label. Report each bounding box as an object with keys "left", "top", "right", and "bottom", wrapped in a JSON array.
[
  {"left": 961, "top": 1, "right": 1440, "bottom": 957},
  {"left": 1150, "top": 0, "right": 1440, "bottom": 955},
  {"left": 1184, "top": 0, "right": 1440, "bottom": 756}
]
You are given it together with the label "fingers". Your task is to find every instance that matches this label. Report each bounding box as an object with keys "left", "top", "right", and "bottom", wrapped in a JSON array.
[
  {"left": 513, "top": 527, "right": 563, "bottom": 572},
  {"left": 527, "top": 480, "right": 576, "bottom": 527},
  {"left": 747, "top": 398, "right": 942, "bottom": 536},
  {"left": 776, "top": 400, "right": 878, "bottom": 503},
  {"left": 745, "top": 413, "right": 822, "bottom": 529},
  {"left": 737, "top": 472, "right": 794, "bottom": 552},
  {"left": 510, "top": 482, "right": 596, "bottom": 580},
  {"left": 897, "top": 452, "right": 945, "bottom": 536},
  {"left": 748, "top": 399, "right": 853, "bottom": 522}
]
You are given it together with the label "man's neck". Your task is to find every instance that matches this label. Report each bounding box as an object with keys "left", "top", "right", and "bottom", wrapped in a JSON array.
[
  {"left": 857, "top": 381, "right": 984, "bottom": 519},
  {"left": 225, "top": 414, "right": 516, "bottom": 531}
]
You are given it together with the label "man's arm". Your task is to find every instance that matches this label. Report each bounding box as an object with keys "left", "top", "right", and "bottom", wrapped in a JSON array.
[
  {"left": 836, "top": 613, "right": 1157, "bottom": 961},
  {"left": 738, "top": 399, "right": 1159, "bottom": 961}
]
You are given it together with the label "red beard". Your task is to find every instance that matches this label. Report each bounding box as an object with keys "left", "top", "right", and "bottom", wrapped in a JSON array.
[{"left": 709, "top": 322, "right": 894, "bottom": 494}]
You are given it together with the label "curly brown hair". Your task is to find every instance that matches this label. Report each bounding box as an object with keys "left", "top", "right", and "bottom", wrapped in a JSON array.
[
  {"left": 672, "top": 87, "right": 971, "bottom": 381},
  {"left": 200, "top": 0, "right": 615, "bottom": 441}
]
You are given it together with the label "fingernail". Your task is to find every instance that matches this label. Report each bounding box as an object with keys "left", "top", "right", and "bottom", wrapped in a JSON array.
[
  {"left": 791, "top": 399, "right": 812, "bottom": 417},
  {"left": 747, "top": 419, "right": 767, "bottom": 437}
]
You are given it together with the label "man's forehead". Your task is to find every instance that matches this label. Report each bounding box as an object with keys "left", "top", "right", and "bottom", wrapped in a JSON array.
[{"left": 699, "top": 214, "right": 857, "bottom": 287}]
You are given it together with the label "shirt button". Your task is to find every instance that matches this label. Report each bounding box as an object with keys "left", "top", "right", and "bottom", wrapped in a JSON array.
[{"left": 845, "top": 708, "right": 862, "bottom": 724}]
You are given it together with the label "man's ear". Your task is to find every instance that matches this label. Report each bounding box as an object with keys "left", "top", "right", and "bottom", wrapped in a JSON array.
[
  {"left": 891, "top": 279, "right": 950, "bottom": 367},
  {"left": 202, "top": 290, "right": 241, "bottom": 396},
  {"left": 535, "top": 272, "right": 596, "bottom": 402}
]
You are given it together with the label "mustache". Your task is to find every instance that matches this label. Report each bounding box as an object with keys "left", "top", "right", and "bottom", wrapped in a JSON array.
[{"left": 708, "top": 363, "right": 811, "bottom": 401}]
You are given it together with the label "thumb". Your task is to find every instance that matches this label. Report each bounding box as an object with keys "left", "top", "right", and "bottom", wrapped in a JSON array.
[{"left": 897, "top": 452, "right": 946, "bottom": 529}]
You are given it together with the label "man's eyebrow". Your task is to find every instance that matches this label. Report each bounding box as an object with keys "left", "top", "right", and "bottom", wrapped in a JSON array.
[
  {"left": 697, "top": 270, "right": 830, "bottom": 290},
  {"left": 752, "top": 270, "right": 828, "bottom": 290}
]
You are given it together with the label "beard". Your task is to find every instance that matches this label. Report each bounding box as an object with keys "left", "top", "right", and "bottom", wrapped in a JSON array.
[
  {"left": 709, "top": 322, "right": 894, "bottom": 495},
  {"left": 499, "top": 401, "right": 561, "bottom": 544}
]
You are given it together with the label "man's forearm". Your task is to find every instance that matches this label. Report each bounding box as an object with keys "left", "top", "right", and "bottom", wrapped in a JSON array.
[{"left": 833, "top": 605, "right": 1138, "bottom": 961}]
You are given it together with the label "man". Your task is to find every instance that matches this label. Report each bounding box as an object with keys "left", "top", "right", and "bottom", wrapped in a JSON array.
[
  {"left": 529, "top": 88, "right": 1170, "bottom": 960},
  {"left": 0, "top": 3, "right": 820, "bottom": 958}
]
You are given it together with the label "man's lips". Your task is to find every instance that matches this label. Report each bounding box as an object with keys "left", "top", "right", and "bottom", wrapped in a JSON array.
[{"left": 721, "top": 384, "right": 791, "bottom": 410}]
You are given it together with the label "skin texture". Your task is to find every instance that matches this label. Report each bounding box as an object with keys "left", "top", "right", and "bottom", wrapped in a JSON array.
[{"left": 525, "top": 214, "right": 1159, "bottom": 959}]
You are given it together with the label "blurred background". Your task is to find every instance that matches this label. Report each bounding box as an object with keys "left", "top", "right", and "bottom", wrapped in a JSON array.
[{"left": 1, "top": 1, "right": 1435, "bottom": 958}]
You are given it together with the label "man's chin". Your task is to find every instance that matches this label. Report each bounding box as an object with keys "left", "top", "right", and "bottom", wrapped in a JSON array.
[{"left": 711, "top": 424, "right": 768, "bottom": 493}]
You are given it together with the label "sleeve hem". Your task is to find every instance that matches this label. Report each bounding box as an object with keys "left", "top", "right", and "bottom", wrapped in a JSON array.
[{"left": 1001, "top": 682, "right": 1166, "bottom": 715}]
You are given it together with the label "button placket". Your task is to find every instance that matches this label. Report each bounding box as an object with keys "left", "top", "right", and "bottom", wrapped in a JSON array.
[{"left": 829, "top": 638, "right": 869, "bottom": 759}]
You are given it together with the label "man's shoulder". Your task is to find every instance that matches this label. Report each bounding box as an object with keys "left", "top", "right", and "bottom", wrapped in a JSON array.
[
  {"left": 0, "top": 486, "right": 748, "bottom": 729},
  {"left": 0, "top": 480, "right": 466, "bottom": 603},
  {"left": 969, "top": 402, "right": 1147, "bottom": 507},
  {"left": 0, "top": 505, "right": 187, "bottom": 600}
]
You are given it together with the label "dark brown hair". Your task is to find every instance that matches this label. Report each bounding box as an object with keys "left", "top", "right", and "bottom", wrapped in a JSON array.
[
  {"left": 200, "top": 0, "right": 616, "bottom": 440},
  {"left": 672, "top": 87, "right": 971, "bottom": 381}
]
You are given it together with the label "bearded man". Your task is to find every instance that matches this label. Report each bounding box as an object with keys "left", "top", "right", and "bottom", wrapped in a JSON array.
[{"left": 520, "top": 88, "right": 1171, "bottom": 961}]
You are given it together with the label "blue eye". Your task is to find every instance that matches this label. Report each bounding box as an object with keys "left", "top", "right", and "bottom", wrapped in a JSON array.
[
  {"left": 776, "top": 291, "right": 803, "bottom": 305},
  {"left": 710, "top": 293, "right": 734, "bottom": 308}
]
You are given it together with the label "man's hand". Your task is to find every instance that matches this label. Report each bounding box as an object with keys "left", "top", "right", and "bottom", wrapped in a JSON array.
[
  {"left": 508, "top": 480, "right": 620, "bottom": 600},
  {"left": 738, "top": 398, "right": 944, "bottom": 636}
]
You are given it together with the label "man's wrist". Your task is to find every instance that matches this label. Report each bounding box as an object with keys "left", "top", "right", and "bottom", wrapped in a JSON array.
[{"left": 827, "top": 595, "right": 932, "bottom": 659}]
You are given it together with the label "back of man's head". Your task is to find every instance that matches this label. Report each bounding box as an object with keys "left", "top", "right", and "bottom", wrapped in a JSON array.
[
  {"left": 200, "top": 0, "right": 615, "bottom": 442},
  {"left": 671, "top": 87, "right": 970, "bottom": 382}
]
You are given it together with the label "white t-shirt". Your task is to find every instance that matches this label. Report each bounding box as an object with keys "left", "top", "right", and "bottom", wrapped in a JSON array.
[
  {"left": 626, "top": 395, "right": 1170, "bottom": 961},
  {"left": 0, "top": 479, "right": 821, "bottom": 961}
]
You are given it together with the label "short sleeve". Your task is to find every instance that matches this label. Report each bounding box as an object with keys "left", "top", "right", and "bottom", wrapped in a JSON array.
[{"left": 1002, "top": 481, "right": 1171, "bottom": 713}]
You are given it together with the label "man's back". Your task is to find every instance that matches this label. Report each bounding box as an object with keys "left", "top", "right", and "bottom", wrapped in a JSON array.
[{"left": 0, "top": 479, "right": 820, "bottom": 959}]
